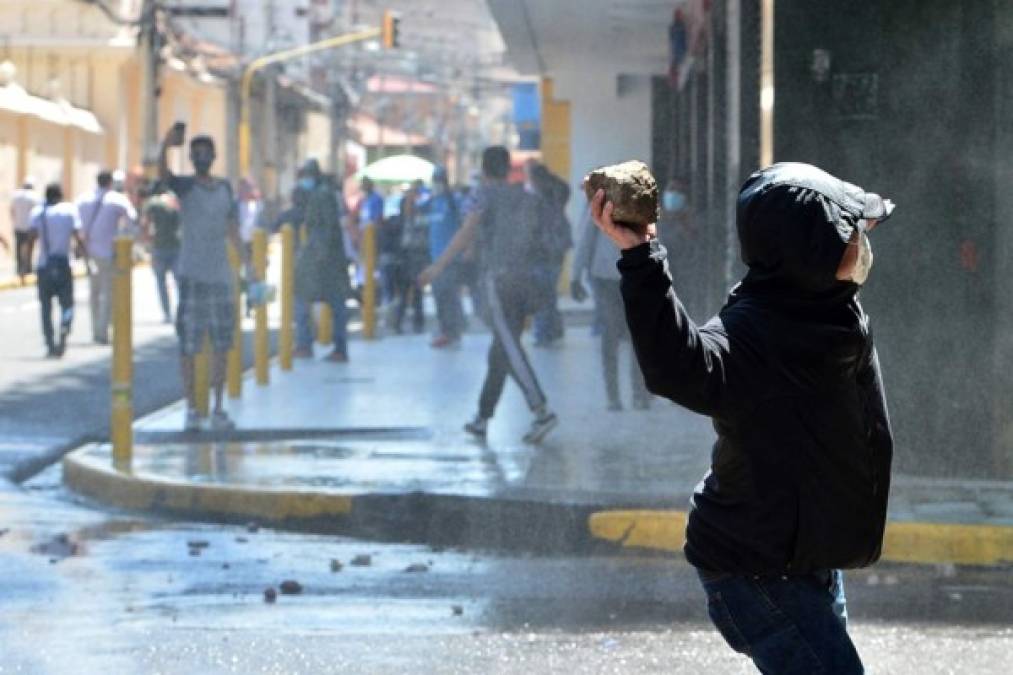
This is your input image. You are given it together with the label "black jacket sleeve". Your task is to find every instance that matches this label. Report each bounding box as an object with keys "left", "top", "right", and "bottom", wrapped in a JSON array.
[
  {"left": 618, "top": 240, "right": 730, "bottom": 416},
  {"left": 856, "top": 335, "right": 894, "bottom": 498}
]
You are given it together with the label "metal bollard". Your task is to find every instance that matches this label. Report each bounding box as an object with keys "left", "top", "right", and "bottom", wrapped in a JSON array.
[
  {"left": 279, "top": 224, "right": 294, "bottom": 370},
  {"left": 111, "top": 237, "right": 133, "bottom": 468},
  {"left": 362, "top": 223, "right": 377, "bottom": 339},
  {"left": 194, "top": 336, "right": 211, "bottom": 416},
  {"left": 318, "top": 304, "right": 333, "bottom": 345},
  {"left": 226, "top": 243, "right": 243, "bottom": 398},
  {"left": 253, "top": 228, "right": 269, "bottom": 385}
]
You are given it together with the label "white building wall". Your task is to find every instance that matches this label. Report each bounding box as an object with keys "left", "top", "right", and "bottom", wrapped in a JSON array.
[{"left": 554, "top": 70, "right": 654, "bottom": 227}]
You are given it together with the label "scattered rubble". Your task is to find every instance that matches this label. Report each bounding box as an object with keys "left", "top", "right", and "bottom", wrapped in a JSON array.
[
  {"left": 350, "top": 554, "right": 372, "bottom": 567},
  {"left": 330, "top": 559, "right": 343, "bottom": 573},
  {"left": 263, "top": 587, "right": 277, "bottom": 603},
  {"left": 403, "top": 563, "right": 429, "bottom": 574},
  {"left": 279, "top": 580, "right": 303, "bottom": 595},
  {"left": 31, "top": 533, "right": 80, "bottom": 560}
]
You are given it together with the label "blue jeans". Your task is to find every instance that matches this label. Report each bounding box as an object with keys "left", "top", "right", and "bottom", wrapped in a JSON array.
[
  {"left": 295, "top": 294, "right": 348, "bottom": 356},
  {"left": 697, "top": 568, "right": 862, "bottom": 674},
  {"left": 151, "top": 247, "right": 179, "bottom": 321},
  {"left": 533, "top": 262, "right": 563, "bottom": 344},
  {"left": 432, "top": 264, "right": 465, "bottom": 339}
]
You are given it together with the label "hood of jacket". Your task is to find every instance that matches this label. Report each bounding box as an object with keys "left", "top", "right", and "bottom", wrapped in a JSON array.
[{"left": 730, "top": 162, "right": 893, "bottom": 315}]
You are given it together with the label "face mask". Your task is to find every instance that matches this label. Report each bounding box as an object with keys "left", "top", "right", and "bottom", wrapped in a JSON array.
[
  {"left": 191, "top": 149, "right": 214, "bottom": 175},
  {"left": 847, "top": 230, "right": 874, "bottom": 285},
  {"left": 298, "top": 177, "right": 316, "bottom": 191},
  {"left": 662, "top": 190, "right": 686, "bottom": 212}
]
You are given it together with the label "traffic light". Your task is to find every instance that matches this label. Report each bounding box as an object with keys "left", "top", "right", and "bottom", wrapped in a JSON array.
[{"left": 382, "top": 10, "right": 400, "bottom": 49}]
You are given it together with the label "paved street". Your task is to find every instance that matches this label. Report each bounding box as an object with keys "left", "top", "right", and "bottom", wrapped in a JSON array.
[
  {"left": 0, "top": 270, "right": 260, "bottom": 482},
  {"left": 1, "top": 468, "right": 1010, "bottom": 674}
]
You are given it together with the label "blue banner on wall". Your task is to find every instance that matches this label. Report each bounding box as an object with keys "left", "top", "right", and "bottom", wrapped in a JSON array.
[{"left": 513, "top": 82, "right": 541, "bottom": 150}]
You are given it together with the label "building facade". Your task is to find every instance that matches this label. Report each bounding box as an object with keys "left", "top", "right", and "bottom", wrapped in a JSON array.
[{"left": 489, "top": 0, "right": 1011, "bottom": 480}]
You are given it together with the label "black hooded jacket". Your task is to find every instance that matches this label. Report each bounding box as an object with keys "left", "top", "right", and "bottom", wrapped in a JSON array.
[{"left": 618, "top": 163, "right": 894, "bottom": 574}]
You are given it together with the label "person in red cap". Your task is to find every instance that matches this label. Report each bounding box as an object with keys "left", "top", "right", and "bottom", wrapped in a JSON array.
[{"left": 592, "top": 162, "right": 895, "bottom": 674}]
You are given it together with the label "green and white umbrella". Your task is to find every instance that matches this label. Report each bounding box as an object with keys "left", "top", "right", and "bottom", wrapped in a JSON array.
[{"left": 357, "top": 154, "right": 434, "bottom": 183}]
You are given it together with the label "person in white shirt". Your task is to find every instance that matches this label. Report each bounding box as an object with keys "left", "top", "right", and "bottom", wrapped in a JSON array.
[
  {"left": 25, "top": 183, "right": 88, "bottom": 358},
  {"left": 10, "top": 177, "right": 41, "bottom": 282},
  {"left": 78, "top": 170, "right": 137, "bottom": 344}
]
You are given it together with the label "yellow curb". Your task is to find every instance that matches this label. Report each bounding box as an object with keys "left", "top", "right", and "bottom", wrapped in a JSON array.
[
  {"left": 63, "top": 444, "right": 352, "bottom": 523},
  {"left": 589, "top": 509, "right": 1013, "bottom": 567}
]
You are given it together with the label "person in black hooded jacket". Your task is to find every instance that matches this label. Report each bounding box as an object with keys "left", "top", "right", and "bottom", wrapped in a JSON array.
[{"left": 590, "top": 162, "right": 895, "bottom": 674}]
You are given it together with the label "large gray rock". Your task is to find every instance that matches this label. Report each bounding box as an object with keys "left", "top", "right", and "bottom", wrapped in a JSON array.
[{"left": 583, "top": 160, "right": 659, "bottom": 225}]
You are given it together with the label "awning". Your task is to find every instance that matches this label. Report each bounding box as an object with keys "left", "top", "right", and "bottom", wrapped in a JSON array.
[
  {"left": 357, "top": 154, "right": 435, "bottom": 183},
  {"left": 0, "top": 82, "right": 104, "bottom": 134}
]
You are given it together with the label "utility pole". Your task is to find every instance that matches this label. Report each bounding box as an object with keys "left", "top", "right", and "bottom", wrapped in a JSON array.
[{"left": 139, "top": 0, "right": 160, "bottom": 177}]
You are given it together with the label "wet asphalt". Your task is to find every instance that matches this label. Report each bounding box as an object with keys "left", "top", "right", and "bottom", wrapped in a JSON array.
[
  {"left": 0, "top": 272, "right": 267, "bottom": 483},
  {"left": 1, "top": 466, "right": 1010, "bottom": 674}
]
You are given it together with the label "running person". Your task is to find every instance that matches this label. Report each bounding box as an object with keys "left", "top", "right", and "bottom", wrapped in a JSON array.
[{"left": 419, "top": 146, "right": 557, "bottom": 444}]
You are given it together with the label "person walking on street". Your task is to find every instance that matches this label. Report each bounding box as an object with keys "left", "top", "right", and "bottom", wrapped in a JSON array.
[
  {"left": 79, "top": 170, "right": 137, "bottom": 345},
  {"left": 10, "top": 177, "right": 40, "bottom": 283},
  {"left": 391, "top": 180, "right": 429, "bottom": 334},
  {"left": 571, "top": 206, "right": 650, "bottom": 411},
  {"left": 25, "top": 183, "right": 88, "bottom": 357},
  {"left": 159, "top": 126, "right": 247, "bottom": 432},
  {"left": 419, "top": 146, "right": 558, "bottom": 444},
  {"left": 352, "top": 177, "right": 382, "bottom": 306},
  {"left": 591, "top": 162, "right": 895, "bottom": 674},
  {"left": 292, "top": 159, "right": 350, "bottom": 362},
  {"left": 419, "top": 166, "right": 464, "bottom": 348},
  {"left": 527, "top": 162, "right": 572, "bottom": 347},
  {"left": 141, "top": 182, "right": 181, "bottom": 323}
]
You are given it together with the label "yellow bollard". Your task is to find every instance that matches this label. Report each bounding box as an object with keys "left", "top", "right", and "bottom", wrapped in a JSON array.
[
  {"left": 226, "top": 243, "right": 243, "bottom": 398},
  {"left": 279, "top": 224, "right": 295, "bottom": 370},
  {"left": 111, "top": 237, "right": 133, "bottom": 468},
  {"left": 318, "top": 304, "right": 333, "bottom": 345},
  {"left": 253, "top": 228, "right": 269, "bottom": 385},
  {"left": 362, "top": 223, "right": 377, "bottom": 339},
  {"left": 194, "top": 336, "right": 210, "bottom": 416}
]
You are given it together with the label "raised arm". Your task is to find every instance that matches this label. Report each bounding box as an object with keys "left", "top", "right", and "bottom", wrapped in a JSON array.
[
  {"left": 591, "top": 189, "right": 729, "bottom": 415},
  {"left": 159, "top": 124, "right": 185, "bottom": 183}
]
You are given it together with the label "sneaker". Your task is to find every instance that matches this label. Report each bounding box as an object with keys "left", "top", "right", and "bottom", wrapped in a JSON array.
[
  {"left": 522, "top": 411, "right": 558, "bottom": 444},
  {"left": 324, "top": 349, "right": 348, "bottom": 363},
  {"left": 430, "top": 334, "right": 460, "bottom": 349},
  {"left": 184, "top": 408, "right": 204, "bottom": 432},
  {"left": 210, "top": 410, "right": 235, "bottom": 431},
  {"left": 293, "top": 347, "right": 313, "bottom": 359},
  {"left": 56, "top": 326, "right": 69, "bottom": 357},
  {"left": 463, "top": 416, "right": 488, "bottom": 439}
]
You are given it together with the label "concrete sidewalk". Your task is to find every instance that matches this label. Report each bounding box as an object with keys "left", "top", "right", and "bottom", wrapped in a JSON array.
[{"left": 63, "top": 320, "right": 1013, "bottom": 565}]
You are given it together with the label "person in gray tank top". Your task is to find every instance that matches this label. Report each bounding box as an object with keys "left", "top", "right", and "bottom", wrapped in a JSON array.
[{"left": 159, "top": 126, "right": 248, "bottom": 432}]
